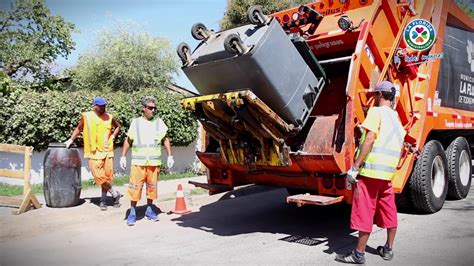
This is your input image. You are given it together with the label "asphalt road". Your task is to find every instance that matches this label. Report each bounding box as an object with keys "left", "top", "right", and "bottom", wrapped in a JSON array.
[{"left": 1, "top": 182, "right": 473, "bottom": 265}]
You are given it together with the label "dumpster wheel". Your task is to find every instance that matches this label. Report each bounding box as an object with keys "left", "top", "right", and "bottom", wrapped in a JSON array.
[
  {"left": 177, "top": 42, "right": 192, "bottom": 65},
  {"left": 247, "top": 5, "right": 269, "bottom": 26},
  {"left": 224, "top": 34, "right": 249, "bottom": 55},
  {"left": 191, "top": 22, "right": 211, "bottom": 40}
]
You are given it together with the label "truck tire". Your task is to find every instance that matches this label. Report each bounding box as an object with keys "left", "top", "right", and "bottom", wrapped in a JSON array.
[
  {"left": 395, "top": 185, "right": 414, "bottom": 213},
  {"left": 446, "top": 137, "right": 472, "bottom": 200},
  {"left": 409, "top": 140, "right": 448, "bottom": 213}
]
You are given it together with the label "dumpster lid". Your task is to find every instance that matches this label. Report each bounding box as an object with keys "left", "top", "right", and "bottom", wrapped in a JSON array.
[{"left": 48, "top": 142, "right": 78, "bottom": 148}]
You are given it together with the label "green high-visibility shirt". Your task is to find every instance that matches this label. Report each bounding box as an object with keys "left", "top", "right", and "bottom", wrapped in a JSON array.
[
  {"left": 358, "top": 106, "right": 406, "bottom": 180},
  {"left": 127, "top": 116, "right": 168, "bottom": 166}
]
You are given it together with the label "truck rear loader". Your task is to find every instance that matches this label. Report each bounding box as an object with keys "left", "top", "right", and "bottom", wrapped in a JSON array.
[{"left": 178, "top": 0, "right": 474, "bottom": 213}]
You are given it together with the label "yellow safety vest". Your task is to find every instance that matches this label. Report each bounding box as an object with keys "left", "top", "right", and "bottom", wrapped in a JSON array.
[
  {"left": 128, "top": 117, "right": 168, "bottom": 166},
  {"left": 82, "top": 111, "right": 114, "bottom": 159},
  {"left": 358, "top": 106, "right": 406, "bottom": 181}
]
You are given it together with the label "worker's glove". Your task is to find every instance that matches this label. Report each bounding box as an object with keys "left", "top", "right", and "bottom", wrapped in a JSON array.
[
  {"left": 120, "top": 156, "right": 127, "bottom": 170},
  {"left": 167, "top": 155, "right": 175, "bottom": 169},
  {"left": 347, "top": 167, "right": 360, "bottom": 184},
  {"left": 64, "top": 139, "right": 73, "bottom": 149}
]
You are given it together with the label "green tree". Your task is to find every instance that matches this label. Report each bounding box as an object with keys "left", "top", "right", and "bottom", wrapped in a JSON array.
[
  {"left": 0, "top": 88, "right": 197, "bottom": 150},
  {"left": 455, "top": 0, "right": 474, "bottom": 19},
  {"left": 0, "top": 0, "right": 75, "bottom": 81},
  {"left": 69, "top": 24, "right": 179, "bottom": 92},
  {"left": 220, "top": 0, "right": 310, "bottom": 30}
]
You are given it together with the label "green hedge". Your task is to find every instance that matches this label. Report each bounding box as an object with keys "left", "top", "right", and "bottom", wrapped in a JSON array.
[{"left": 0, "top": 88, "right": 197, "bottom": 151}]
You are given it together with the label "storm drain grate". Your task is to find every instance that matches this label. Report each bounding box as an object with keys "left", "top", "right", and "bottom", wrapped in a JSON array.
[{"left": 279, "top": 235, "right": 328, "bottom": 246}]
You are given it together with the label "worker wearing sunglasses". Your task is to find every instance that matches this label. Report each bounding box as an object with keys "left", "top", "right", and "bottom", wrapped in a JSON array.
[{"left": 120, "top": 96, "right": 174, "bottom": 226}]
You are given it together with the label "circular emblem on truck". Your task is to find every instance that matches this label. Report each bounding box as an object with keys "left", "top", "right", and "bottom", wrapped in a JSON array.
[{"left": 403, "top": 19, "right": 436, "bottom": 51}]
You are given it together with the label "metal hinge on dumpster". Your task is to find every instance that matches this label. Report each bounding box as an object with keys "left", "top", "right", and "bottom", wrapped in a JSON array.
[{"left": 181, "top": 90, "right": 297, "bottom": 167}]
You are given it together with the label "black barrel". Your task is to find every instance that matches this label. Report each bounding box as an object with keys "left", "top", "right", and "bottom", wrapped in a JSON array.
[{"left": 43, "top": 143, "right": 82, "bottom": 207}]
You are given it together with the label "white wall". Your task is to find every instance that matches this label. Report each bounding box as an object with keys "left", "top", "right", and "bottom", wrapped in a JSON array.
[{"left": 0, "top": 139, "right": 202, "bottom": 185}]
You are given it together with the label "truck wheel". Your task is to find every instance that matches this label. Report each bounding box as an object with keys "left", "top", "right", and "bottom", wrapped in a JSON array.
[
  {"left": 446, "top": 137, "right": 472, "bottom": 200},
  {"left": 176, "top": 42, "right": 191, "bottom": 66},
  {"left": 409, "top": 140, "right": 448, "bottom": 213},
  {"left": 191, "top": 22, "right": 210, "bottom": 40},
  {"left": 395, "top": 186, "right": 414, "bottom": 213},
  {"left": 247, "top": 5, "right": 268, "bottom": 26},
  {"left": 224, "top": 34, "right": 249, "bottom": 55}
]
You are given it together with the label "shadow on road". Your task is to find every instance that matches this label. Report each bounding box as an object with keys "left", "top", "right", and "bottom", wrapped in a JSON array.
[
  {"left": 396, "top": 177, "right": 474, "bottom": 214},
  {"left": 172, "top": 185, "right": 358, "bottom": 255},
  {"left": 443, "top": 185, "right": 474, "bottom": 211},
  {"left": 84, "top": 196, "right": 118, "bottom": 208},
  {"left": 83, "top": 196, "right": 165, "bottom": 220}
]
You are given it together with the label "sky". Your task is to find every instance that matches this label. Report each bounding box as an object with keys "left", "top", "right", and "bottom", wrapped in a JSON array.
[{"left": 0, "top": 0, "right": 228, "bottom": 93}]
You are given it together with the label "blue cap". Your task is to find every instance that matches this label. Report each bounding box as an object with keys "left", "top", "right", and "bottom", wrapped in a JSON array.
[
  {"left": 374, "top": 81, "right": 394, "bottom": 92},
  {"left": 92, "top": 97, "right": 107, "bottom": 106}
]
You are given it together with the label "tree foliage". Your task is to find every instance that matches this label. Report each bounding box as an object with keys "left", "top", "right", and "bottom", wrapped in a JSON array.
[
  {"left": 0, "top": 0, "right": 75, "bottom": 81},
  {"left": 220, "top": 0, "right": 310, "bottom": 30},
  {"left": 455, "top": 0, "right": 474, "bottom": 19},
  {"left": 0, "top": 87, "right": 197, "bottom": 151},
  {"left": 221, "top": 0, "right": 474, "bottom": 29},
  {"left": 68, "top": 24, "right": 179, "bottom": 92}
]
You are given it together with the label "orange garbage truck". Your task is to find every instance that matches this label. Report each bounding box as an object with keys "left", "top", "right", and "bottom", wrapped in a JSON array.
[{"left": 178, "top": 0, "right": 473, "bottom": 213}]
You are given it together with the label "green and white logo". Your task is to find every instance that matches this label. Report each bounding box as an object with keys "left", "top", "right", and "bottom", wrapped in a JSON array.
[{"left": 403, "top": 19, "right": 436, "bottom": 51}]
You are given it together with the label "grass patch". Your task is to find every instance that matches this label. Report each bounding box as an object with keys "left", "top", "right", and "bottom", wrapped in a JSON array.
[
  {"left": 0, "top": 172, "right": 200, "bottom": 197},
  {"left": 0, "top": 183, "right": 43, "bottom": 197},
  {"left": 159, "top": 172, "right": 197, "bottom": 181}
]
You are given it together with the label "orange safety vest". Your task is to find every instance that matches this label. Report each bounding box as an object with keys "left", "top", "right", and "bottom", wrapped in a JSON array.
[{"left": 82, "top": 111, "right": 114, "bottom": 158}]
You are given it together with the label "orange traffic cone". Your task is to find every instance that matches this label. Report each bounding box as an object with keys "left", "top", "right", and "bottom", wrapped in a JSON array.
[{"left": 171, "top": 184, "right": 191, "bottom": 214}]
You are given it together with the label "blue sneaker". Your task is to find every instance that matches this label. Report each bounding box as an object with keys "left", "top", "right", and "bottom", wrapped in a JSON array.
[
  {"left": 127, "top": 208, "right": 136, "bottom": 226},
  {"left": 145, "top": 206, "right": 159, "bottom": 221}
]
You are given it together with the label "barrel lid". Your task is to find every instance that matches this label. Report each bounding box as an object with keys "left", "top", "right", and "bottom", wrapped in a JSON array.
[{"left": 48, "top": 142, "right": 78, "bottom": 148}]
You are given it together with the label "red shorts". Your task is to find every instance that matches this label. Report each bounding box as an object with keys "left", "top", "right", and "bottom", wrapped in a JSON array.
[{"left": 350, "top": 176, "right": 398, "bottom": 233}]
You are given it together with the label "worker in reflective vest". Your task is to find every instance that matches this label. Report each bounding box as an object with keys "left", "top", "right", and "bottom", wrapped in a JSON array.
[
  {"left": 120, "top": 96, "right": 174, "bottom": 226},
  {"left": 65, "top": 97, "right": 122, "bottom": 211},
  {"left": 336, "top": 81, "right": 406, "bottom": 264}
]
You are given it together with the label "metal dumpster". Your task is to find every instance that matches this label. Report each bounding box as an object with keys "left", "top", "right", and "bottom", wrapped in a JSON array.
[{"left": 182, "top": 19, "right": 325, "bottom": 128}]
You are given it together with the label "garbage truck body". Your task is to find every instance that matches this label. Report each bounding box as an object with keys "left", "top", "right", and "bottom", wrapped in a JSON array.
[{"left": 179, "top": 0, "right": 474, "bottom": 213}]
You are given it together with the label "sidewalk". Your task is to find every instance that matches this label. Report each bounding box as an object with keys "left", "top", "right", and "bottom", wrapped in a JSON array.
[
  {"left": 0, "top": 175, "right": 215, "bottom": 245},
  {"left": 71, "top": 175, "right": 208, "bottom": 205},
  {"left": 0, "top": 175, "right": 208, "bottom": 215}
]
